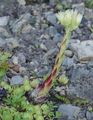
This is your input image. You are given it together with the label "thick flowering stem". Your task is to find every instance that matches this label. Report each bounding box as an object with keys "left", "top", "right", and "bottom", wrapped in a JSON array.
[
  {"left": 31, "top": 30, "right": 71, "bottom": 103},
  {"left": 30, "top": 10, "right": 82, "bottom": 103}
]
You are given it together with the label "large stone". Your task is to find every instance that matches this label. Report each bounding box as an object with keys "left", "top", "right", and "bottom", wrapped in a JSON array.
[
  {"left": 0, "top": 16, "right": 9, "bottom": 26},
  {"left": 85, "top": 8, "right": 93, "bottom": 20},
  {"left": 67, "top": 64, "right": 93, "bottom": 101},
  {"left": 21, "top": 24, "right": 32, "bottom": 34},
  {"left": 6, "top": 37, "right": 19, "bottom": 49},
  {"left": 0, "top": 0, "right": 18, "bottom": 17},
  {"left": 70, "top": 40, "right": 93, "bottom": 63},
  {"left": 72, "top": 3, "right": 85, "bottom": 14},
  {"left": 49, "top": 0, "right": 57, "bottom": 6},
  {"left": 86, "top": 111, "right": 93, "bottom": 120},
  {"left": 17, "top": 53, "right": 26, "bottom": 64},
  {"left": 45, "top": 12, "right": 57, "bottom": 25},
  {"left": 0, "top": 38, "right": 6, "bottom": 46},
  {"left": 17, "top": 0, "right": 26, "bottom": 5},
  {"left": 44, "top": 48, "right": 57, "bottom": 58},
  {"left": 62, "top": 57, "right": 75, "bottom": 70},
  {"left": 58, "top": 104, "right": 81, "bottom": 120},
  {"left": 47, "top": 26, "right": 57, "bottom": 37},
  {"left": 0, "top": 37, "right": 19, "bottom": 49},
  {"left": 0, "top": 27, "right": 11, "bottom": 37},
  {"left": 10, "top": 13, "right": 32, "bottom": 35},
  {"left": 10, "top": 75, "right": 24, "bottom": 85}
]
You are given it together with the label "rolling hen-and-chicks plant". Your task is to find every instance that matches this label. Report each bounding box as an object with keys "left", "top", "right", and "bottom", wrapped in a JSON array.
[{"left": 30, "top": 9, "right": 83, "bottom": 103}]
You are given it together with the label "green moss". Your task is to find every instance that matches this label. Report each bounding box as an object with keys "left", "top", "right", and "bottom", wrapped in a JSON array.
[
  {"left": 85, "top": 0, "right": 93, "bottom": 9},
  {"left": 0, "top": 52, "right": 11, "bottom": 79},
  {"left": 73, "top": 98, "right": 89, "bottom": 106},
  {"left": 56, "top": 0, "right": 72, "bottom": 10},
  {"left": 55, "top": 94, "right": 70, "bottom": 104},
  {"left": 0, "top": 80, "right": 60, "bottom": 120}
]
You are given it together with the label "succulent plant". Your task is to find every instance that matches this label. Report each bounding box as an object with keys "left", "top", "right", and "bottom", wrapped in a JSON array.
[{"left": 30, "top": 9, "right": 83, "bottom": 103}]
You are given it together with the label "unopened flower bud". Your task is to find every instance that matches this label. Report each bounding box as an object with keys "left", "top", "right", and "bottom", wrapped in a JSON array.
[{"left": 56, "top": 9, "right": 83, "bottom": 31}]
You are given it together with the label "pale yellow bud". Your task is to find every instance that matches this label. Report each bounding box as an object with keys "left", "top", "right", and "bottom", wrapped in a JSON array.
[{"left": 56, "top": 9, "right": 83, "bottom": 31}]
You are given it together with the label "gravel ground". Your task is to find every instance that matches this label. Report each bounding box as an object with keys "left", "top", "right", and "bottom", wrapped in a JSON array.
[{"left": 0, "top": 0, "right": 93, "bottom": 120}]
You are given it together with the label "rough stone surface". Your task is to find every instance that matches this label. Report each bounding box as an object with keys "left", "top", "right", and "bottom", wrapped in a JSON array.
[
  {"left": 72, "top": 3, "right": 85, "bottom": 14},
  {"left": 65, "top": 50, "right": 73, "bottom": 57},
  {"left": 49, "top": 0, "right": 57, "bottom": 6},
  {"left": 10, "top": 75, "right": 24, "bottom": 85},
  {"left": 62, "top": 57, "right": 75, "bottom": 70},
  {"left": 5, "top": 37, "right": 19, "bottom": 49},
  {"left": 45, "top": 12, "right": 57, "bottom": 25},
  {"left": 10, "top": 13, "right": 32, "bottom": 35},
  {"left": 67, "top": 64, "right": 93, "bottom": 101},
  {"left": 0, "top": 16, "right": 9, "bottom": 26},
  {"left": 17, "top": 0, "right": 26, "bottom": 5},
  {"left": 70, "top": 40, "right": 93, "bottom": 63},
  {"left": 0, "top": 0, "right": 19, "bottom": 17},
  {"left": 0, "top": 27, "right": 11, "bottom": 37},
  {"left": 0, "top": 37, "right": 19, "bottom": 49},
  {"left": 58, "top": 104, "right": 81, "bottom": 120},
  {"left": 85, "top": 8, "right": 93, "bottom": 20},
  {"left": 86, "top": 111, "right": 93, "bottom": 120}
]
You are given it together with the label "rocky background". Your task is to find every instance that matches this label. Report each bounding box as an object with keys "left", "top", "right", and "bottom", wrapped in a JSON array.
[{"left": 0, "top": 0, "right": 93, "bottom": 120}]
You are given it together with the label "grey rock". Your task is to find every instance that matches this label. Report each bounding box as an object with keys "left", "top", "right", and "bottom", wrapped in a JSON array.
[
  {"left": 30, "top": 60, "right": 39, "bottom": 68},
  {"left": 41, "top": 23, "right": 48, "bottom": 29},
  {"left": 12, "top": 56, "right": 19, "bottom": 64},
  {"left": 88, "top": 61, "right": 93, "bottom": 67},
  {"left": 85, "top": 8, "right": 93, "bottom": 20},
  {"left": 0, "top": 0, "right": 18, "bottom": 17},
  {"left": 86, "top": 111, "right": 93, "bottom": 120},
  {"left": 65, "top": 50, "right": 73, "bottom": 57},
  {"left": 0, "top": 27, "right": 11, "bottom": 37},
  {"left": 68, "top": 39, "right": 80, "bottom": 50},
  {"left": 45, "top": 12, "right": 57, "bottom": 25},
  {"left": 10, "top": 75, "right": 23, "bottom": 85},
  {"left": 11, "top": 19, "right": 27, "bottom": 35},
  {"left": 0, "top": 37, "right": 19, "bottom": 49},
  {"left": 10, "top": 13, "right": 32, "bottom": 35},
  {"left": 62, "top": 57, "right": 75, "bottom": 70},
  {"left": 19, "top": 67, "right": 27, "bottom": 74},
  {"left": 67, "top": 64, "right": 93, "bottom": 101},
  {"left": 36, "top": 67, "right": 49, "bottom": 76},
  {"left": 0, "top": 38, "right": 6, "bottom": 46},
  {"left": 76, "top": 27, "right": 82, "bottom": 34},
  {"left": 47, "top": 26, "right": 57, "bottom": 37},
  {"left": 21, "top": 24, "right": 32, "bottom": 34},
  {"left": 70, "top": 40, "right": 93, "bottom": 63},
  {"left": 60, "top": 0, "right": 72, "bottom": 3},
  {"left": 90, "top": 33, "right": 93, "bottom": 39},
  {"left": 40, "top": 43, "right": 47, "bottom": 51},
  {"left": 79, "top": 118, "right": 87, "bottom": 120},
  {"left": 17, "top": 0, "right": 26, "bottom": 5},
  {"left": 53, "top": 33, "right": 62, "bottom": 43},
  {"left": 18, "top": 53, "right": 26, "bottom": 64},
  {"left": 49, "top": 0, "right": 57, "bottom": 6},
  {"left": 72, "top": 3, "right": 85, "bottom": 15},
  {"left": 58, "top": 104, "right": 81, "bottom": 120},
  {"left": 5, "top": 37, "right": 19, "bottom": 49},
  {"left": 44, "top": 48, "right": 57, "bottom": 58},
  {"left": 0, "top": 16, "right": 9, "bottom": 26}
]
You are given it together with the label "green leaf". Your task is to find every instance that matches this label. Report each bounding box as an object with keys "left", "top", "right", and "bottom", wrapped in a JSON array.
[
  {"left": 85, "top": 0, "right": 93, "bottom": 9},
  {"left": 2, "top": 110, "right": 13, "bottom": 120},
  {"left": 0, "top": 70, "right": 6, "bottom": 78}
]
